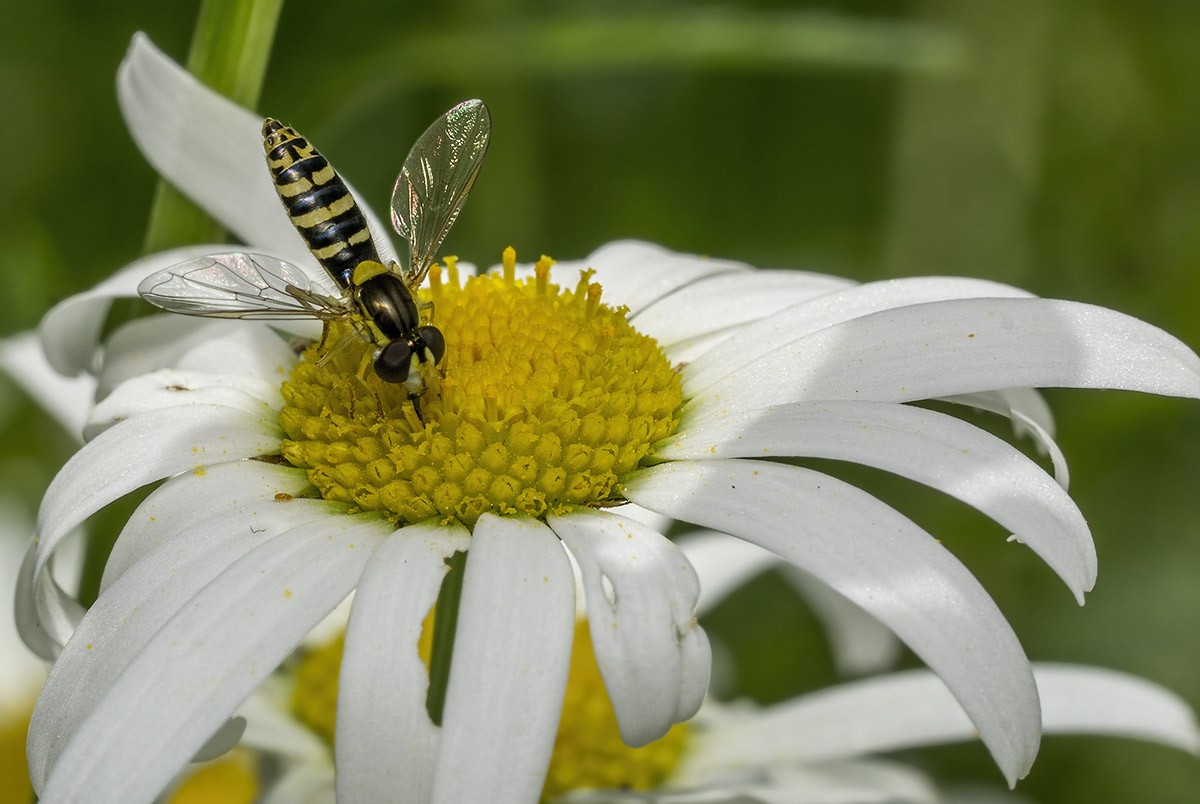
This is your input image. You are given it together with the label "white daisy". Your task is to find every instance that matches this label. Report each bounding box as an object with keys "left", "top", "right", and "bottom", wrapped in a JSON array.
[{"left": 17, "top": 32, "right": 1200, "bottom": 804}]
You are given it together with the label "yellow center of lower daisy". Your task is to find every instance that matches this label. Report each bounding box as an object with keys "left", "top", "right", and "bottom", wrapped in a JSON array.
[
  {"left": 278, "top": 248, "right": 682, "bottom": 526},
  {"left": 292, "top": 620, "right": 689, "bottom": 800}
]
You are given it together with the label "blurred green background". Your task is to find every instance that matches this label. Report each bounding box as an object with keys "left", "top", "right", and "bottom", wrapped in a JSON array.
[{"left": 2, "top": 0, "right": 1199, "bottom": 801}]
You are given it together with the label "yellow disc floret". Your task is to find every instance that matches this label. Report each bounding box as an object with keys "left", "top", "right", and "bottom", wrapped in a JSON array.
[
  {"left": 541, "top": 620, "right": 689, "bottom": 800},
  {"left": 291, "top": 620, "right": 689, "bottom": 801},
  {"left": 278, "top": 249, "right": 683, "bottom": 526}
]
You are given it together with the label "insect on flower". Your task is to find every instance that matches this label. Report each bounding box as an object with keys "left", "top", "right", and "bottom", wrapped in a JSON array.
[{"left": 137, "top": 99, "right": 491, "bottom": 394}]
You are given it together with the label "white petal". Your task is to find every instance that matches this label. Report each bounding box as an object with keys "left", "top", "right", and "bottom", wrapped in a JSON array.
[
  {"left": 432, "top": 515, "right": 575, "bottom": 804},
  {"left": 629, "top": 269, "right": 856, "bottom": 347},
  {"left": 624, "top": 459, "right": 1039, "bottom": 786},
  {"left": 0, "top": 514, "right": 49, "bottom": 704},
  {"left": 676, "top": 529, "right": 779, "bottom": 616},
  {"left": 951, "top": 388, "right": 1057, "bottom": 438},
  {"left": 336, "top": 521, "right": 471, "bottom": 804},
  {"left": 943, "top": 390, "right": 1069, "bottom": 488},
  {"left": 87, "top": 369, "right": 282, "bottom": 439},
  {"left": 1035, "top": 663, "right": 1200, "bottom": 752},
  {"left": 760, "top": 759, "right": 942, "bottom": 804},
  {"left": 14, "top": 544, "right": 84, "bottom": 661},
  {"left": 681, "top": 535, "right": 897, "bottom": 681},
  {"left": 665, "top": 329, "right": 750, "bottom": 367},
  {"left": 607, "top": 502, "right": 675, "bottom": 535},
  {"left": 569, "top": 757, "right": 941, "bottom": 804},
  {"left": 28, "top": 494, "right": 340, "bottom": 789},
  {"left": 20, "top": 408, "right": 282, "bottom": 657},
  {"left": 550, "top": 508, "right": 710, "bottom": 746},
  {"left": 682, "top": 664, "right": 1199, "bottom": 782},
  {"left": 680, "top": 527, "right": 903, "bottom": 676},
  {"left": 100, "top": 459, "right": 311, "bottom": 590},
  {"left": 783, "top": 569, "right": 903, "bottom": 678},
  {"left": 98, "top": 317, "right": 304, "bottom": 399},
  {"left": 118, "top": 33, "right": 398, "bottom": 267},
  {"left": 709, "top": 760, "right": 941, "bottom": 804},
  {"left": 0, "top": 332, "right": 95, "bottom": 440},
  {"left": 583, "top": 240, "right": 751, "bottom": 313},
  {"left": 236, "top": 681, "right": 329, "bottom": 762},
  {"left": 38, "top": 244, "right": 233, "bottom": 376},
  {"left": 683, "top": 277, "right": 1036, "bottom": 393},
  {"left": 660, "top": 400, "right": 1095, "bottom": 600},
  {"left": 687, "top": 299, "right": 1200, "bottom": 415},
  {"left": 35, "top": 515, "right": 391, "bottom": 804},
  {"left": 191, "top": 717, "right": 246, "bottom": 762}
]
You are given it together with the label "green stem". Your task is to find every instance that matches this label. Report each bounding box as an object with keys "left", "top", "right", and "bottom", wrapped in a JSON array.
[
  {"left": 142, "top": 0, "right": 284, "bottom": 254},
  {"left": 78, "top": 0, "right": 283, "bottom": 606},
  {"left": 427, "top": 551, "right": 468, "bottom": 725}
]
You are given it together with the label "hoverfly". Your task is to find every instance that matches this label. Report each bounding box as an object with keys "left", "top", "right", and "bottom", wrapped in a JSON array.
[{"left": 138, "top": 99, "right": 491, "bottom": 393}]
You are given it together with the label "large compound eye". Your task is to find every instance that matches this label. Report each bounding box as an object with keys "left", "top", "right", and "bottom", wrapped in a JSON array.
[
  {"left": 418, "top": 326, "right": 446, "bottom": 365},
  {"left": 374, "top": 341, "right": 414, "bottom": 383}
]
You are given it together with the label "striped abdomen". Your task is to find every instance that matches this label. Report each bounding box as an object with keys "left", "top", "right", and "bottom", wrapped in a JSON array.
[{"left": 262, "top": 118, "right": 379, "bottom": 288}]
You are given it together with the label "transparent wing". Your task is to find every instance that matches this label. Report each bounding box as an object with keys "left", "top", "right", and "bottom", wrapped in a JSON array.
[
  {"left": 137, "top": 252, "right": 353, "bottom": 320},
  {"left": 390, "top": 99, "right": 491, "bottom": 286}
]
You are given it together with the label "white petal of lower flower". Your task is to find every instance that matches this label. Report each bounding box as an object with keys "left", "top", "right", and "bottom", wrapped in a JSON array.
[
  {"left": 550, "top": 508, "right": 710, "bottom": 746},
  {"left": 38, "top": 243, "right": 233, "bottom": 376},
  {"left": 943, "top": 390, "right": 1069, "bottom": 489},
  {"left": 118, "top": 34, "right": 398, "bottom": 268},
  {"left": 661, "top": 400, "right": 1095, "bottom": 600},
  {"left": 1034, "top": 663, "right": 1200, "bottom": 752},
  {"left": 629, "top": 269, "right": 856, "bottom": 347},
  {"left": 0, "top": 332, "right": 95, "bottom": 440},
  {"left": 582, "top": 240, "right": 751, "bottom": 314},
  {"left": 191, "top": 716, "right": 247, "bottom": 762},
  {"left": 939, "top": 788, "right": 1031, "bottom": 804},
  {"left": 20, "top": 408, "right": 282, "bottom": 659},
  {"left": 100, "top": 460, "right": 311, "bottom": 590},
  {"left": 564, "top": 757, "right": 941, "bottom": 804},
  {"left": 236, "top": 680, "right": 329, "bottom": 762},
  {"left": 336, "top": 520, "right": 471, "bottom": 804},
  {"left": 432, "top": 515, "right": 575, "bottom": 804},
  {"left": 680, "top": 664, "right": 1199, "bottom": 782},
  {"left": 783, "top": 568, "right": 903, "bottom": 678},
  {"left": 86, "top": 369, "right": 282, "bottom": 439},
  {"left": 35, "top": 515, "right": 392, "bottom": 804},
  {"left": 682, "top": 276, "right": 1036, "bottom": 393},
  {"left": 759, "top": 759, "right": 942, "bottom": 804},
  {"left": 676, "top": 529, "right": 780, "bottom": 616},
  {"left": 261, "top": 763, "right": 336, "bottom": 804},
  {"left": 687, "top": 298, "right": 1200, "bottom": 415},
  {"left": 27, "top": 495, "right": 340, "bottom": 790},
  {"left": 99, "top": 317, "right": 304, "bottom": 400},
  {"left": 677, "top": 527, "right": 901, "bottom": 677},
  {"left": 679, "top": 529, "right": 901, "bottom": 679},
  {"left": 624, "top": 459, "right": 1039, "bottom": 786}
]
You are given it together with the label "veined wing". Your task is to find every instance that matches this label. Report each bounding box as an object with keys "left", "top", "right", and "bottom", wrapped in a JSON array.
[
  {"left": 390, "top": 99, "right": 491, "bottom": 286},
  {"left": 137, "top": 253, "right": 352, "bottom": 320}
]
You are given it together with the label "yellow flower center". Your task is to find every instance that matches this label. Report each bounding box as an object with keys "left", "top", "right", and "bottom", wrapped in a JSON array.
[
  {"left": 165, "top": 754, "right": 259, "bottom": 804},
  {"left": 292, "top": 620, "right": 689, "bottom": 801},
  {"left": 278, "top": 248, "right": 682, "bottom": 526},
  {"left": 1, "top": 699, "right": 35, "bottom": 804}
]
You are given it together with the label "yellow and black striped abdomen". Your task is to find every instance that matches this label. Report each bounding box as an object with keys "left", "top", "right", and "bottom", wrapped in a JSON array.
[{"left": 262, "top": 118, "right": 379, "bottom": 288}]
